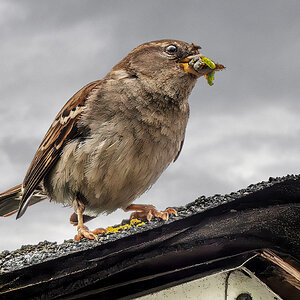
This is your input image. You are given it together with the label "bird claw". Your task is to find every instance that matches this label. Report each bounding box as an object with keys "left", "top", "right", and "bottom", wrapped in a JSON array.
[
  {"left": 74, "top": 225, "right": 106, "bottom": 241},
  {"left": 129, "top": 205, "right": 177, "bottom": 222}
]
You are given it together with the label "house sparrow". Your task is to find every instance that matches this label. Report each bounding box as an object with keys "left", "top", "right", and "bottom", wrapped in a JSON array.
[{"left": 0, "top": 40, "right": 223, "bottom": 240}]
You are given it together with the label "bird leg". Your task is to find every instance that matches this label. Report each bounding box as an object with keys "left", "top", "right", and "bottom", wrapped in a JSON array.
[
  {"left": 69, "top": 213, "right": 95, "bottom": 226},
  {"left": 73, "top": 198, "right": 106, "bottom": 241},
  {"left": 124, "top": 204, "right": 177, "bottom": 222}
]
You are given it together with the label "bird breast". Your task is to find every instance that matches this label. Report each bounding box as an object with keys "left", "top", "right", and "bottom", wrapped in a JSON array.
[{"left": 45, "top": 79, "right": 190, "bottom": 215}]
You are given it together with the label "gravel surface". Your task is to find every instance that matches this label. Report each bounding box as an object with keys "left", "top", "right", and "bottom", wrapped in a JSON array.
[{"left": 1, "top": 174, "right": 299, "bottom": 274}]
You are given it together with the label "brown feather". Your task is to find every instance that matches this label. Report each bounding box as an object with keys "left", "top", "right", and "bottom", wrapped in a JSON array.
[
  {"left": 17, "top": 80, "right": 102, "bottom": 217},
  {"left": 0, "top": 184, "right": 46, "bottom": 217}
]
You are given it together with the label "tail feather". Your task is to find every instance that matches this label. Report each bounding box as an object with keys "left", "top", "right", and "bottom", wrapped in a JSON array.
[{"left": 0, "top": 184, "right": 46, "bottom": 217}]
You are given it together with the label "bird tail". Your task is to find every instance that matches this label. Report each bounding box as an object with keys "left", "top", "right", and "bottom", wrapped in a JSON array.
[{"left": 0, "top": 184, "right": 46, "bottom": 217}]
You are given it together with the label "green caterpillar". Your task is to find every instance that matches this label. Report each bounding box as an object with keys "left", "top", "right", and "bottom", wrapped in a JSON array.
[
  {"left": 205, "top": 71, "right": 215, "bottom": 86},
  {"left": 201, "top": 57, "right": 216, "bottom": 70},
  {"left": 189, "top": 56, "right": 221, "bottom": 86},
  {"left": 201, "top": 57, "right": 216, "bottom": 85}
]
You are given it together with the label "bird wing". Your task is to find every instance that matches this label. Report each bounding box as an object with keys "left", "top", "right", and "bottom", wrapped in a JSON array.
[
  {"left": 17, "top": 80, "right": 102, "bottom": 218},
  {"left": 174, "top": 139, "right": 184, "bottom": 162}
]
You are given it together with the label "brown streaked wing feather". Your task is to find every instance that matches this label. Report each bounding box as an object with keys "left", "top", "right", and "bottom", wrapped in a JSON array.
[
  {"left": 20, "top": 80, "right": 102, "bottom": 207},
  {"left": 174, "top": 139, "right": 184, "bottom": 162}
]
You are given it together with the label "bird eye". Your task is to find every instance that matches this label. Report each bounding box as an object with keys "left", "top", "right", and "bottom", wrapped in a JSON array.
[{"left": 165, "top": 44, "right": 177, "bottom": 55}]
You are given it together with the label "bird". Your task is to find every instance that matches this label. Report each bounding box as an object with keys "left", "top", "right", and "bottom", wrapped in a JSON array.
[{"left": 0, "top": 39, "right": 223, "bottom": 241}]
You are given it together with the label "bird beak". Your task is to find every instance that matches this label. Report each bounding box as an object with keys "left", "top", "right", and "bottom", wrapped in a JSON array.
[{"left": 179, "top": 54, "right": 224, "bottom": 77}]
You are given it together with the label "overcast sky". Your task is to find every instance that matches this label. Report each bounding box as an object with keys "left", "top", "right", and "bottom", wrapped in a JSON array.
[{"left": 1, "top": 0, "right": 299, "bottom": 251}]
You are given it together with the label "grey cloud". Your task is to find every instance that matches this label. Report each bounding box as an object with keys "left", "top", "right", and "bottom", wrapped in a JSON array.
[{"left": 0, "top": 137, "right": 40, "bottom": 164}]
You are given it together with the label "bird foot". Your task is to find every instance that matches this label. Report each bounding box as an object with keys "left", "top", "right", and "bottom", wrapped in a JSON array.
[
  {"left": 74, "top": 225, "right": 106, "bottom": 241},
  {"left": 127, "top": 204, "right": 177, "bottom": 221}
]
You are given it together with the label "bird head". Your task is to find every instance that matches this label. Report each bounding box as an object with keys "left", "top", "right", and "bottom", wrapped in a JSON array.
[
  {"left": 108, "top": 40, "right": 224, "bottom": 102},
  {"left": 112, "top": 39, "right": 223, "bottom": 80}
]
